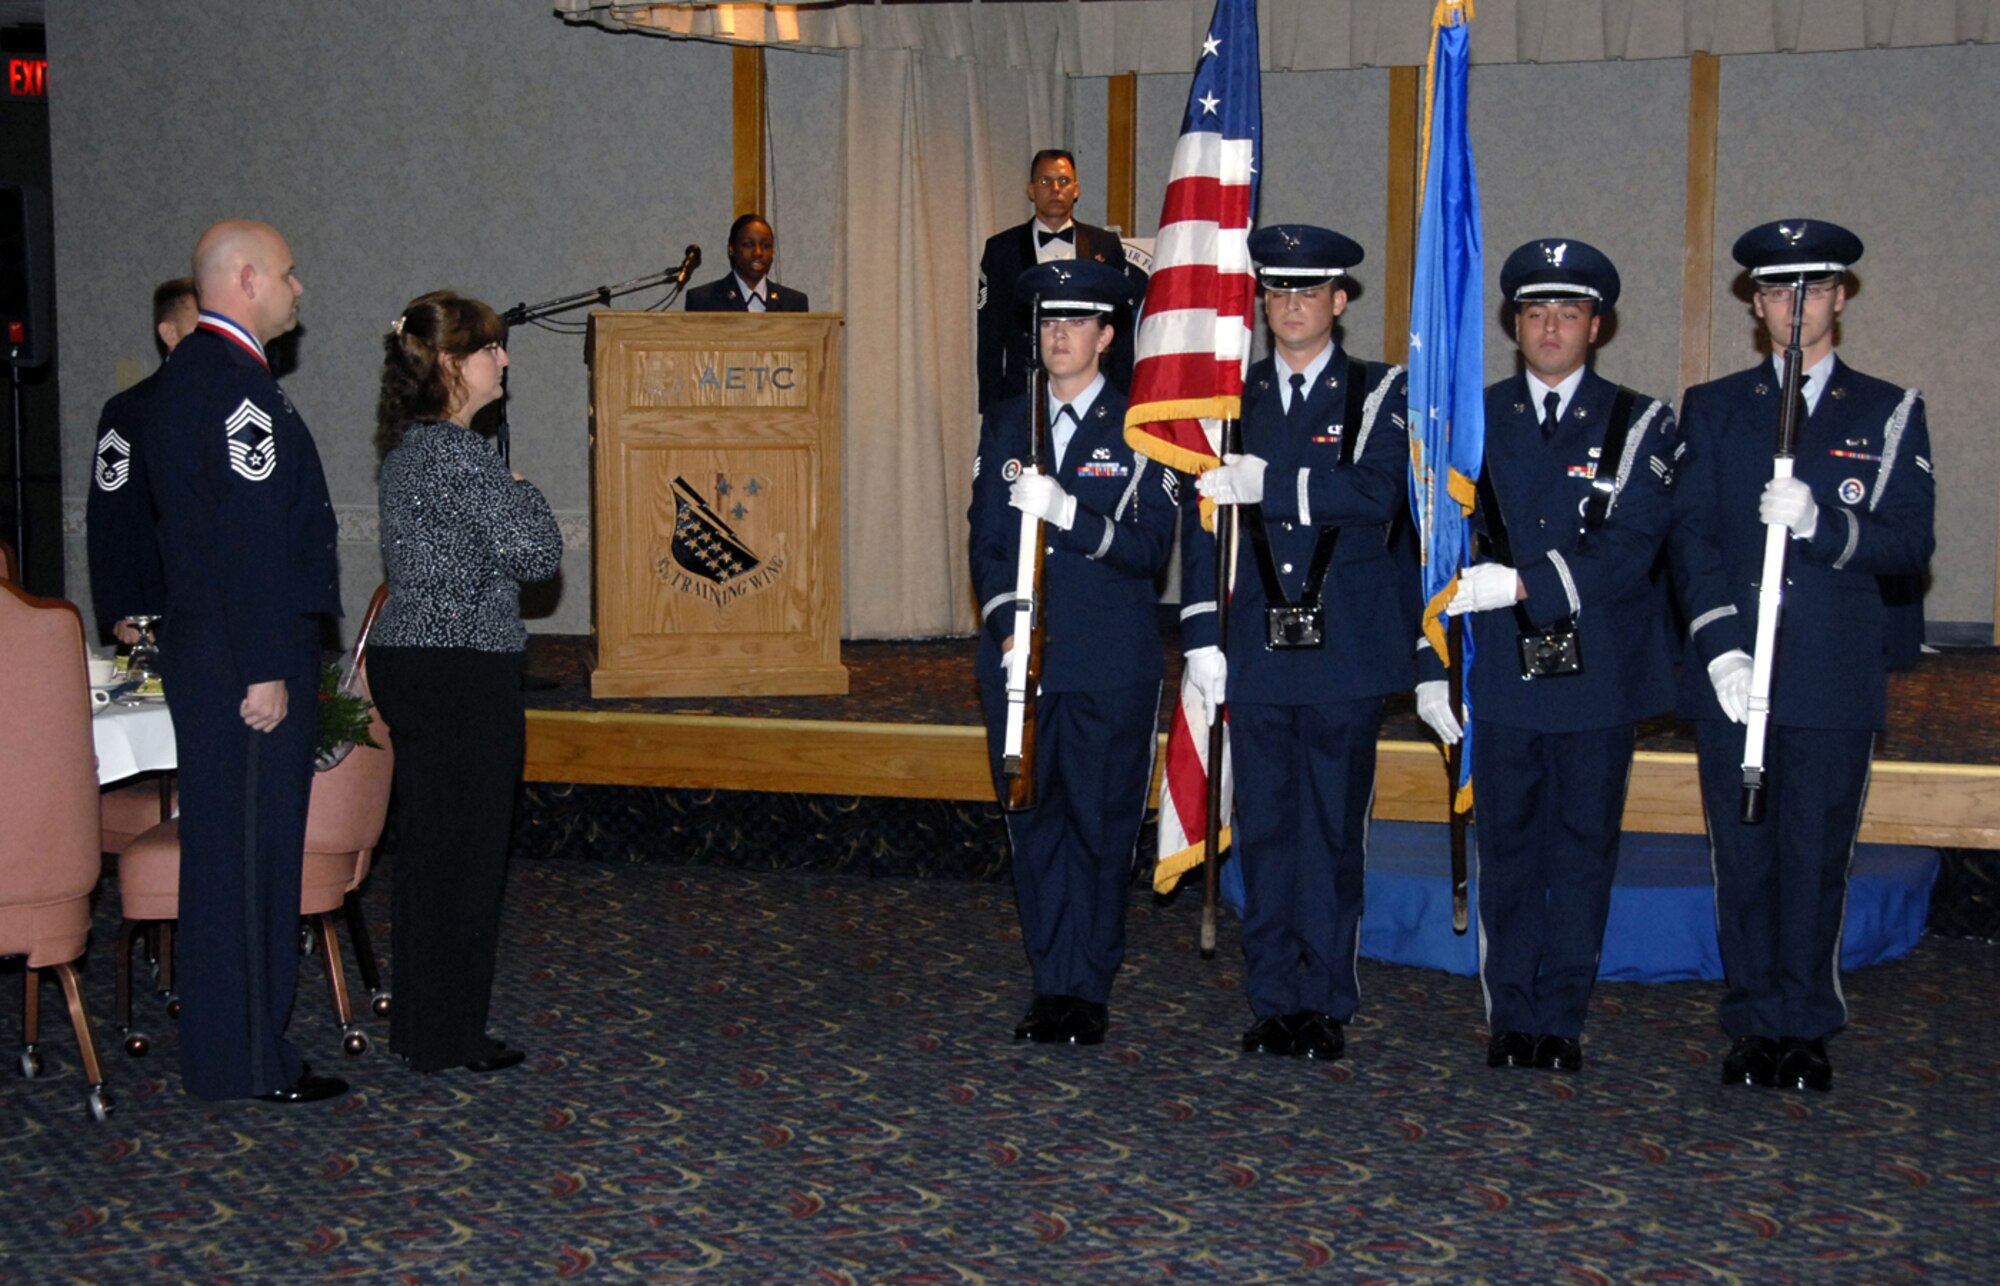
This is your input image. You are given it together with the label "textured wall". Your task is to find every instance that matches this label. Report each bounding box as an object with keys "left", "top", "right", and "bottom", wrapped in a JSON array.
[
  {"left": 49, "top": 0, "right": 734, "bottom": 639},
  {"left": 1713, "top": 45, "right": 2000, "bottom": 629},
  {"left": 45, "top": 10, "right": 2000, "bottom": 637}
]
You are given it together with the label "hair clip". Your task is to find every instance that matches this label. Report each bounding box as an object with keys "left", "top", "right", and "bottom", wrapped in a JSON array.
[{"left": 390, "top": 315, "right": 406, "bottom": 337}]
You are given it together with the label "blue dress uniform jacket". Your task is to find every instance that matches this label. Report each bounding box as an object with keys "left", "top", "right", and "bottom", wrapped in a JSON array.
[
  {"left": 977, "top": 221, "right": 1136, "bottom": 411},
  {"left": 145, "top": 319, "right": 342, "bottom": 1100},
  {"left": 1421, "top": 370, "right": 1679, "bottom": 729},
  {"left": 1672, "top": 359, "right": 1935, "bottom": 729},
  {"left": 1670, "top": 357, "right": 1934, "bottom": 1043},
  {"left": 1423, "top": 370, "right": 1679, "bottom": 1041},
  {"left": 85, "top": 370, "right": 168, "bottom": 632},
  {"left": 968, "top": 382, "right": 1178, "bottom": 1004},
  {"left": 1180, "top": 351, "right": 1413, "bottom": 704},
  {"left": 1181, "top": 349, "right": 1412, "bottom": 1025},
  {"left": 684, "top": 275, "right": 810, "bottom": 312}
]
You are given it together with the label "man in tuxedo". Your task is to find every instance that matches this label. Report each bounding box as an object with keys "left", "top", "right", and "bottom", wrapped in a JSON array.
[
  {"left": 976, "top": 150, "right": 1137, "bottom": 411},
  {"left": 685, "top": 213, "right": 809, "bottom": 312}
]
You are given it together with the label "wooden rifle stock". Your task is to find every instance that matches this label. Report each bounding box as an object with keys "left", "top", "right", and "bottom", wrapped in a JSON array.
[
  {"left": 1740, "top": 279, "right": 1810, "bottom": 824},
  {"left": 1000, "top": 303, "right": 1051, "bottom": 812}
]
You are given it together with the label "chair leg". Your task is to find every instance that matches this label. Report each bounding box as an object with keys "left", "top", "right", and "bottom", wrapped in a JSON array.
[
  {"left": 116, "top": 919, "right": 136, "bottom": 1033},
  {"left": 343, "top": 891, "right": 390, "bottom": 1016},
  {"left": 53, "top": 963, "right": 115, "bottom": 1122},
  {"left": 315, "top": 913, "right": 369, "bottom": 1057},
  {"left": 18, "top": 968, "right": 41, "bottom": 1079},
  {"left": 157, "top": 923, "right": 179, "bottom": 1018}
]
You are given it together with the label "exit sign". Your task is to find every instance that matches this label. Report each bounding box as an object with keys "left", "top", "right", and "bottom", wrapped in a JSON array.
[{"left": 8, "top": 57, "right": 45, "bottom": 98}]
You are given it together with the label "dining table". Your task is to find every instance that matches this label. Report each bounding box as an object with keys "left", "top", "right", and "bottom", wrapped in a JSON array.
[{"left": 93, "top": 697, "right": 177, "bottom": 786}]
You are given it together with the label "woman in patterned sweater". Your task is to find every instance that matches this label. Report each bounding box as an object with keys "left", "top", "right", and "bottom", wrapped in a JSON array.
[{"left": 370, "top": 291, "right": 563, "bottom": 1075}]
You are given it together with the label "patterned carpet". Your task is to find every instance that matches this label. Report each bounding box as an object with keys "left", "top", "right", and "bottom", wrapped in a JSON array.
[{"left": 5, "top": 861, "right": 1997, "bottom": 1282}]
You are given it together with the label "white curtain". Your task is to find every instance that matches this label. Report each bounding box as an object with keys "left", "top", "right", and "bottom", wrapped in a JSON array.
[
  {"left": 837, "top": 47, "right": 1067, "bottom": 637},
  {"left": 557, "top": 0, "right": 2000, "bottom": 70}
]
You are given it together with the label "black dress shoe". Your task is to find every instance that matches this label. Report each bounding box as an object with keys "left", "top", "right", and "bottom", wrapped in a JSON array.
[
  {"left": 1775, "top": 1036, "right": 1832, "bottom": 1093},
  {"left": 1721, "top": 1034, "right": 1780, "bottom": 1088},
  {"left": 1241, "top": 1015, "right": 1294, "bottom": 1056},
  {"left": 1291, "top": 1012, "right": 1345, "bottom": 1062},
  {"left": 1532, "top": 1034, "right": 1582, "bottom": 1073},
  {"left": 253, "top": 1070, "right": 348, "bottom": 1104},
  {"left": 1015, "top": 995, "right": 1066, "bottom": 1042},
  {"left": 1486, "top": 1030, "right": 1536, "bottom": 1069},
  {"left": 1054, "top": 999, "right": 1110, "bottom": 1047},
  {"left": 463, "top": 1043, "right": 527, "bottom": 1074}
]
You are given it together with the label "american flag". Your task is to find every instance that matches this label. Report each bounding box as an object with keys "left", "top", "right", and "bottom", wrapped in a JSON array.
[
  {"left": 1122, "top": 0, "right": 1261, "bottom": 480},
  {"left": 1123, "top": 0, "right": 1261, "bottom": 895}
]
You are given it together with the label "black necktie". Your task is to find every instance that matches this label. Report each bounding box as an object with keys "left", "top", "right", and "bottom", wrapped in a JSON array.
[
  {"left": 1540, "top": 389, "right": 1561, "bottom": 439},
  {"left": 1055, "top": 404, "right": 1079, "bottom": 428},
  {"left": 1038, "top": 227, "right": 1075, "bottom": 248},
  {"left": 1286, "top": 373, "right": 1309, "bottom": 429}
]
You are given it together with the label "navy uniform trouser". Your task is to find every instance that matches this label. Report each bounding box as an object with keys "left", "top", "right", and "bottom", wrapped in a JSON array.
[
  {"left": 163, "top": 617, "right": 318, "bottom": 1100},
  {"left": 1230, "top": 695, "right": 1382, "bottom": 1022},
  {"left": 979, "top": 679, "right": 1159, "bottom": 1005},
  {"left": 1696, "top": 720, "right": 1874, "bottom": 1042},
  {"left": 1472, "top": 720, "right": 1635, "bottom": 1039}
]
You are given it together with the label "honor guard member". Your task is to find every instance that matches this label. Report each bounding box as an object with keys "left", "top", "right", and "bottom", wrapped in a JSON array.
[
  {"left": 684, "top": 213, "right": 810, "bottom": 312},
  {"left": 146, "top": 221, "right": 345, "bottom": 1104},
  {"left": 976, "top": 150, "right": 1139, "bottom": 411},
  {"left": 968, "top": 259, "right": 1178, "bottom": 1045},
  {"left": 1415, "top": 240, "right": 1680, "bottom": 1074},
  {"left": 1670, "top": 220, "right": 1934, "bottom": 1093},
  {"left": 1187, "top": 225, "right": 1413, "bottom": 1062},
  {"left": 86, "top": 278, "right": 198, "bottom": 644}
]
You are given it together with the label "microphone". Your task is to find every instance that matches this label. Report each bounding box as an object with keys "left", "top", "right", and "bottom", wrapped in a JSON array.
[{"left": 674, "top": 245, "right": 701, "bottom": 286}]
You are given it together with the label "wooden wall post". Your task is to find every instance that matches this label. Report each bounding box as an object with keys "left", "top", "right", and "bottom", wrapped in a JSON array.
[
  {"left": 1679, "top": 52, "right": 1720, "bottom": 396},
  {"left": 1383, "top": 65, "right": 1422, "bottom": 364},
  {"left": 1107, "top": 72, "right": 1138, "bottom": 235},
  {"left": 733, "top": 45, "right": 767, "bottom": 218}
]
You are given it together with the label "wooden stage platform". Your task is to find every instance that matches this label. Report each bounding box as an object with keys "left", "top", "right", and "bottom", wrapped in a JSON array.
[{"left": 520, "top": 637, "right": 2000, "bottom": 850}]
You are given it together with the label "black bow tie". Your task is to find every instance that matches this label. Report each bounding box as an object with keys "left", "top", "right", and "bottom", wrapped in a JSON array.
[{"left": 1038, "top": 227, "right": 1075, "bottom": 248}]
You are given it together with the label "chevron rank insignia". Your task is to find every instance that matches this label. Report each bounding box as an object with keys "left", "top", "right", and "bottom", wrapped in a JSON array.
[
  {"left": 225, "top": 398, "right": 276, "bottom": 482},
  {"left": 94, "top": 428, "right": 132, "bottom": 491}
]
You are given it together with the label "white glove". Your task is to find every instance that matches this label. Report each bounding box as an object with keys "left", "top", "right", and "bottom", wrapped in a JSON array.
[
  {"left": 1415, "top": 680, "right": 1462, "bottom": 745},
  {"left": 1759, "top": 476, "right": 1818, "bottom": 540},
  {"left": 1445, "top": 563, "right": 1523, "bottom": 615},
  {"left": 1195, "top": 453, "right": 1267, "bottom": 506},
  {"left": 1184, "top": 646, "right": 1228, "bottom": 721},
  {"left": 1009, "top": 471, "right": 1077, "bottom": 530},
  {"left": 1706, "top": 649, "right": 1753, "bottom": 724}
]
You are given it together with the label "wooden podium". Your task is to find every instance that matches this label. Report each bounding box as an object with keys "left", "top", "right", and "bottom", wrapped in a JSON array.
[{"left": 587, "top": 311, "right": 847, "bottom": 697}]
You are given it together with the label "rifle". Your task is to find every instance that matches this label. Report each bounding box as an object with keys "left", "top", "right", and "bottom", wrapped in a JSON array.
[
  {"left": 1000, "top": 296, "right": 1051, "bottom": 812},
  {"left": 1739, "top": 278, "right": 1809, "bottom": 824},
  {"left": 1200, "top": 417, "right": 1241, "bottom": 959}
]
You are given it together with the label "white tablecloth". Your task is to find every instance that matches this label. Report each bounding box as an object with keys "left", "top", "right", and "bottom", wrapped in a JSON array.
[{"left": 93, "top": 701, "right": 177, "bottom": 785}]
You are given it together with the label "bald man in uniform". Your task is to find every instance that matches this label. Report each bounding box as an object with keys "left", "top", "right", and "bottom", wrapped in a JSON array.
[{"left": 147, "top": 220, "right": 345, "bottom": 1103}]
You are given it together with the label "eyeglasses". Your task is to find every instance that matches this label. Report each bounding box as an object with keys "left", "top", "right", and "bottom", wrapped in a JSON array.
[
  {"left": 1033, "top": 175, "right": 1076, "bottom": 191},
  {"left": 1756, "top": 282, "right": 1838, "bottom": 302}
]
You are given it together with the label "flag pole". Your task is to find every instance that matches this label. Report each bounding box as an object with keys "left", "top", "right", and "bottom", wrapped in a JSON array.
[
  {"left": 1446, "top": 613, "right": 1469, "bottom": 932},
  {"left": 1200, "top": 420, "right": 1241, "bottom": 959}
]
